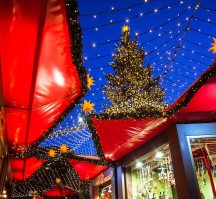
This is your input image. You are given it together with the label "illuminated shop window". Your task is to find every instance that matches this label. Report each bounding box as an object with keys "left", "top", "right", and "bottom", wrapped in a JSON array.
[
  {"left": 99, "top": 181, "right": 112, "bottom": 199},
  {"left": 127, "top": 144, "right": 177, "bottom": 199},
  {"left": 189, "top": 137, "right": 216, "bottom": 199}
]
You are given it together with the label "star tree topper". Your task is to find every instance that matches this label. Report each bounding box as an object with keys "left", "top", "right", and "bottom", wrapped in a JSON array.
[{"left": 122, "top": 25, "right": 130, "bottom": 33}]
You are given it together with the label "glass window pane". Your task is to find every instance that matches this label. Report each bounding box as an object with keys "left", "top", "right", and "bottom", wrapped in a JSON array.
[
  {"left": 127, "top": 143, "right": 177, "bottom": 199},
  {"left": 189, "top": 137, "right": 216, "bottom": 199}
]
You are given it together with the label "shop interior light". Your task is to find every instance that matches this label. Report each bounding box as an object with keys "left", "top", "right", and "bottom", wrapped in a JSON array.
[
  {"left": 135, "top": 161, "right": 143, "bottom": 168},
  {"left": 101, "top": 190, "right": 105, "bottom": 196},
  {"left": 108, "top": 186, "right": 112, "bottom": 193},
  {"left": 155, "top": 151, "right": 164, "bottom": 158}
]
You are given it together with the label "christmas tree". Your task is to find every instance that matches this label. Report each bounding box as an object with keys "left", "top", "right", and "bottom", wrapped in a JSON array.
[{"left": 104, "top": 26, "right": 168, "bottom": 116}]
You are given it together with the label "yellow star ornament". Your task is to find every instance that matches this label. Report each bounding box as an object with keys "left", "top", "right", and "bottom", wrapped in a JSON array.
[
  {"left": 56, "top": 178, "right": 61, "bottom": 184},
  {"left": 48, "top": 149, "right": 56, "bottom": 157},
  {"left": 87, "top": 74, "right": 94, "bottom": 89},
  {"left": 209, "top": 37, "right": 216, "bottom": 54},
  {"left": 81, "top": 100, "right": 95, "bottom": 113},
  {"left": 122, "top": 25, "right": 129, "bottom": 33},
  {"left": 60, "top": 144, "right": 68, "bottom": 153}
]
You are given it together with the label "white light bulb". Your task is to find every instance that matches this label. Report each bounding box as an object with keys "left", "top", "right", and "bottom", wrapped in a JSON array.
[{"left": 136, "top": 161, "right": 143, "bottom": 168}]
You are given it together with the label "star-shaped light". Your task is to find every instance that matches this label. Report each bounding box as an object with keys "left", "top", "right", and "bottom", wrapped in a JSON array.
[
  {"left": 87, "top": 74, "right": 95, "bottom": 89},
  {"left": 81, "top": 100, "right": 95, "bottom": 113},
  {"left": 209, "top": 37, "right": 216, "bottom": 54},
  {"left": 48, "top": 149, "right": 56, "bottom": 157},
  {"left": 60, "top": 144, "right": 68, "bottom": 153},
  {"left": 122, "top": 25, "right": 129, "bottom": 33}
]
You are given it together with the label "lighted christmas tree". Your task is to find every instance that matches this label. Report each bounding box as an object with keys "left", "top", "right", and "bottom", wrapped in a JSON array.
[{"left": 104, "top": 25, "right": 168, "bottom": 116}]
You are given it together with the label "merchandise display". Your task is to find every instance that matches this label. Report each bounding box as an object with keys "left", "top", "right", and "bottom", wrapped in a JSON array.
[
  {"left": 190, "top": 138, "right": 216, "bottom": 198},
  {"left": 127, "top": 144, "right": 177, "bottom": 199},
  {"left": 99, "top": 184, "right": 112, "bottom": 199}
]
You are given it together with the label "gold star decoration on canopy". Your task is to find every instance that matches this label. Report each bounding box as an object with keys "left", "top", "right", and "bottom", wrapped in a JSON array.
[
  {"left": 81, "top": 100, "right": 95, "bottom": 113},
  {"left": 122, "top": 25, "right": 129, "bottom": 32},
  {"left": 56, "top": 178, "right": 61, "bottom": 184},
  {"left": 87, "top": 74, "right": 94, "bottom": 89},
  {"left": 60, "top": 144, "right": 68, "bottom": 153},
  {"left": 209, "top": 37, "right": 216, "bottom": 54},
  {"left": 48, "top": 149, "right": 56, "bottom": 157}
]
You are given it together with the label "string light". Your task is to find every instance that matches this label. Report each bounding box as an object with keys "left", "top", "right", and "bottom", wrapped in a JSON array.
[{"left": 82, "top": 1, "right": 185, "bottom": 31}]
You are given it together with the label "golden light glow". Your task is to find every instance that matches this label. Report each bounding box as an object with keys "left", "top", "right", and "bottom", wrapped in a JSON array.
[
  {"left": 209, "top": 37, "right": 216, "bottom": 54},
  {"left": 60, "top": 144, "right": 68, "bottom": 153},
  {"left": 56, "top": 178, "right": 61, "bottom": 184},
  {"left": 48, "top": 149, "right": 56, "bottom": 157},
  {"left": 81, "top": 100, "right": 95, "bottom": 113},
  {"left": 87, "top": 74, "right": 95, "bottom": 89}
]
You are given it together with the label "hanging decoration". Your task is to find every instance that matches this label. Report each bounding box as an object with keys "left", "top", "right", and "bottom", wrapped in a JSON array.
[
  {"left": 48, "top": 149, "right": 56, "bottom": 157},
  {"left": 81, "top": 100, "right": 95, "bottom": 113},
  {"left": 87, "top": 74, "right": 95, "bottom": 89},
  {"left": 56, "top": 178, "right": 61, "bottom": 184},
  {"left": 60, "top": 144, "right": 68, "bottom": 153},
  {"left": 209, "top": 37, "right": 216, "bottom": 54},
  {"left": 104, "top": 25, "right": 168, "bottom": 116}
]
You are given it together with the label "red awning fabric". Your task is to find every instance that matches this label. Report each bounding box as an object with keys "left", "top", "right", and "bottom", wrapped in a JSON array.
[
  {"left": 69, "top": 159, "right": 108, "bottom": 180},
  {"left": 11, "top": 157, "right": 45, "bottom": 181},
  {"left": 90, "top": 65, "right": 216, "bottom": 161},
  {"left": 0, "top": 0, "right": 82, "bottom": 152},
  {"left": 44, "top": 187, "right": 78, "bottom": 197}
]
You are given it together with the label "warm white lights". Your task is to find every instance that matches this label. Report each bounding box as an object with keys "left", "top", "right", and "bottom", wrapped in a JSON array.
[
  {"left": 78, "top": 116, "right": 83, "bottom": 123},
  {"left": 136, "top": 161, "right": 143, "bottom": 168},
  {"left": 155, "top": 151, "right": 164, "bottom": 158}
]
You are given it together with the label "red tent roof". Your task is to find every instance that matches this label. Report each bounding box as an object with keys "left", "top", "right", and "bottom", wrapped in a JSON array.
[{"left": 89, "top": 63, "right": 216, "bottom": 161}]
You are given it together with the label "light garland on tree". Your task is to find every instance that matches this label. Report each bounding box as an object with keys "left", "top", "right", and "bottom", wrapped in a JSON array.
[{"left": 104, "top": 25, "right": 168, "bottom": 116}]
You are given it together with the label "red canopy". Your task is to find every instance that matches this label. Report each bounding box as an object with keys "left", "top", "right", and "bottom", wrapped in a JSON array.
[
  {"left": 90, "top": 63, "right": 216, "bottom": 161},
  {"left": 1, "top": 0, "right": 82, "bottom": 152}
]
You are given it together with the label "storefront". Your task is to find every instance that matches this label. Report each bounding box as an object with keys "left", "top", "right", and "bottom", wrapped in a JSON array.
[
  {"left": 91, "top": 168, "right": 115, "bottom": 199},
  {"left": 125, "top": 143, "right": 177, "bottom": 199},
  {"left": 92, "top": 122, "right": 216, "bottom": 199}
]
